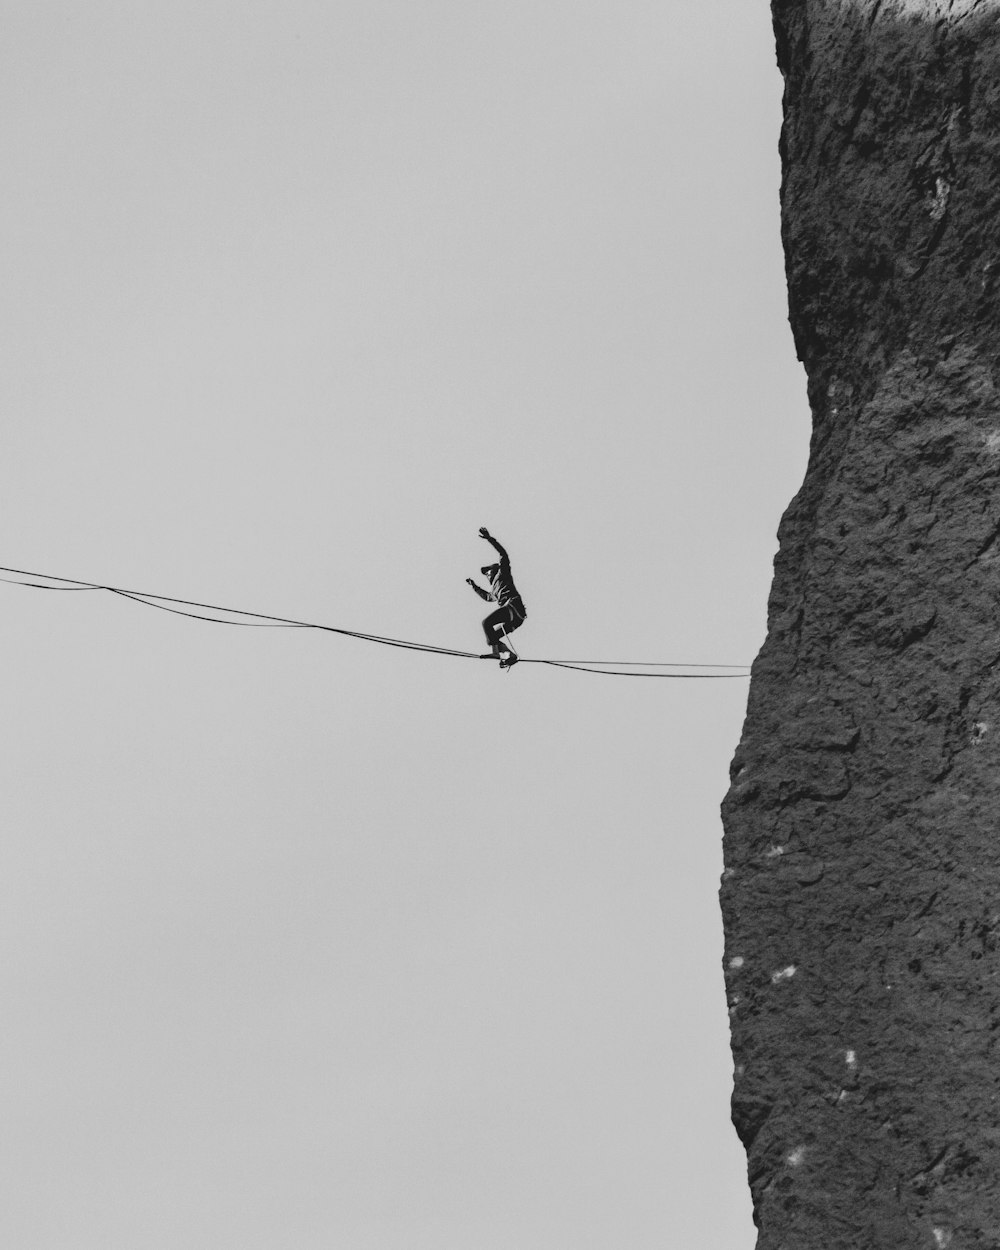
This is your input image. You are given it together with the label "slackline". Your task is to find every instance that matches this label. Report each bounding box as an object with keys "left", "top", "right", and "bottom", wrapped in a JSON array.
[{"left": 0, "top": 563, "right": 751, "bottom": 679}]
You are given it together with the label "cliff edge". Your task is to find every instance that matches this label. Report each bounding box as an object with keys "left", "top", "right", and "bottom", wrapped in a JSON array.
[{"left": 721, "top": 2, "right": 1000, "bottom": 1244}]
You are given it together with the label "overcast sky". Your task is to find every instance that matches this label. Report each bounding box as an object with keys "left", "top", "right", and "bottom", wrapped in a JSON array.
[{"left": 2, "top": 4, "right": 808, "bottom": 1247}]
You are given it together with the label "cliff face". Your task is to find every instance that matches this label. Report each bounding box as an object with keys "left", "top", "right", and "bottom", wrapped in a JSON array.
[{"left": 721, "top": 2, "right": 1000, "bottom": 1245}]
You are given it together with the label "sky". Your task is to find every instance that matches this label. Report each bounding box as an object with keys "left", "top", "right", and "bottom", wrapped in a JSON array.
[{"left": 1, "top": 4, "right": 808, "bottom": 1247}]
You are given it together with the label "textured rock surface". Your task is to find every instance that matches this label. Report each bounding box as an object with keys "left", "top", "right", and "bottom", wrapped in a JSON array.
[{"left": 721, "top": 2, "right": 1000, "bottom": 1245}]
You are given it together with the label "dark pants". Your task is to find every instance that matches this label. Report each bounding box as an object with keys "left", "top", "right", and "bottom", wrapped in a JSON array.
[{"left": 482, "top": 601, "right": 525, "bottom": 652}]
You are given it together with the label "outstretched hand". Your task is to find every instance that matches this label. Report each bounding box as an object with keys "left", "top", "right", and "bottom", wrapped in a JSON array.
[
  {"left": 466, "top": 577, "right": 476, "bottom": 586},
  {"left": 478, "top": 526, "right": 491, "bottom": 539}
]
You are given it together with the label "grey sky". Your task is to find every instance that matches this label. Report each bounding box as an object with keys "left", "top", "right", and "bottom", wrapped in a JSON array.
[{"left": 3, "top": 4, "right": 806, "bottom": 1247}]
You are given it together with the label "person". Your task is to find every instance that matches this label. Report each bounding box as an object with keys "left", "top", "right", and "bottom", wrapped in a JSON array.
[{"left": 466, "top": 527, "right": 527, "bottom": 668}]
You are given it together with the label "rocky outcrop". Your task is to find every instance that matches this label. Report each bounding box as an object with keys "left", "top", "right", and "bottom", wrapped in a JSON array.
[{"left": 721, "top": 2, "right": 1000, "bottom": 1245}]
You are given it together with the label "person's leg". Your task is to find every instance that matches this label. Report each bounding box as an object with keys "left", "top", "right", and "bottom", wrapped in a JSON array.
[
  {"left": 498, "top": 607, "right": 522, "bottom": 664},
  {"left": 500, "top": 605, "right": 523, "bottom": 652},
  {"left": 483, "top": 605, "right": 523, "bottom": 657},
  {"left": 500, "top": 615, "right": 522, "bottom": 665},
  {"left": 482, "top": 607, "right": 509, "bottom": 653}
]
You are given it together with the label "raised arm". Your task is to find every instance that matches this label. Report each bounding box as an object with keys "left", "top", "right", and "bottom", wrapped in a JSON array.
[{"left": 478, "top": 527, "right": 509, "bottom": 563}]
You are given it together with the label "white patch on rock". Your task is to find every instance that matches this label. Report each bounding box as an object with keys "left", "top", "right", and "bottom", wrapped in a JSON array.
[
  {"left": 846, "top": 1049, "right": 858, "bottom": 1068},
  {"left": 729, "top": 956, "right": 745, "bottom": 970},
  {"left": 765, "top": 845, "right": 786, "bottom": 859},
  {"left": 933, "top": 1228, "right": 953, "bottom": 1249},
  {"left": 786, "top": 1145, "right": 806, "bottom": 1167},
  {"left": 771, "top": 965, "right": 797, "bottom": 984},
  {"left": 927, "top": 176, "right": 950, "bottom": 221},
  {"left": 984, "top": 432, "right": 1000, "bottom": 454},
  {"left": 971, "top": 721, "right": 989, "bottom": 744}
]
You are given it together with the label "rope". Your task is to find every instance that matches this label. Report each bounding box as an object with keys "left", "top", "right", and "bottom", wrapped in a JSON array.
[
  {"left": 523, "top": 657, "right": 750, "bottom": 669},
  {"left": 107, "top": 589, "right": 313, "bottom": 628},
  {"left": 521, "top": 659, "right": 748, "bottom": 679},
  {"left": 0, "top": 562, "right": 751, "bottom": 678}
]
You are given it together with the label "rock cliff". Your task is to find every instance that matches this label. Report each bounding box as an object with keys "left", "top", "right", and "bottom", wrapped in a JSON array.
[{"left": 721, "top": 2, "right": 1000, "bottom": 1245}]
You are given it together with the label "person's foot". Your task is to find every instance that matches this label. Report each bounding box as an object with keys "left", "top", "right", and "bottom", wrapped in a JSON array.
[{"left": 498, "top": 652, "right": 518, "bottom": 670}]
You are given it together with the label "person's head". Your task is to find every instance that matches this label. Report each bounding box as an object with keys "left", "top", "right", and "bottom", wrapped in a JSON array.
[{"left": 481, "top": 563, "right": 499, "bottom": 580}]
